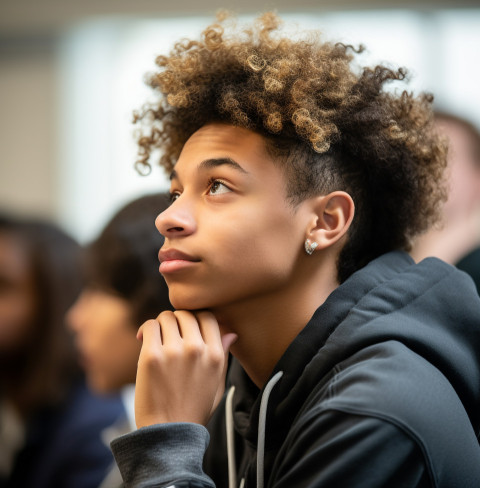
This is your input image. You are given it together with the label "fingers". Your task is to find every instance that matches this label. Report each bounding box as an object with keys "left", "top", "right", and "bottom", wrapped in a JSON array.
[
  {"left": 134, "top": 309, "right": 232, "bottom": 426},
  {"left": 138, "top": 310, "right": 237, "bottom": 355},
  {"left": 173, "top": 310, "right": 205, "bottom": 345},
  {"left": 137, "top": 319, "right": 162, "bottom": 347},
  {"left": 137, "top": 310, "right": 224, "bottom": 355},
  {"left": 195, "top": 310, "right": 220, "bottom": 341},
  {"left": 137, "top": 310, "right": 203, "bottom": 345}
]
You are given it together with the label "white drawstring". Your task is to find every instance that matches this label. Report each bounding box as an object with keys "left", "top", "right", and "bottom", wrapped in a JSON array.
[
  {"left": 225, "top": 371, "right": 284, "bottom": 488},
  {"left": 226, "top": 386, "right": 237, "bottom": 488},
  {"left": 256, "top": 371, "right": 283, "bottom": 488}
]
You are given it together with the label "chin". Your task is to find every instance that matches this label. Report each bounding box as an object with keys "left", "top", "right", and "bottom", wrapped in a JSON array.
[{"left": 169, "top": 290, "right": 212, "bottom": 311}]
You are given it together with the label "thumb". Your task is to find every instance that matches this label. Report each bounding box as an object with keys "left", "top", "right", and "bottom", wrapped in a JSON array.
[
  {"left": 220, "top": 332, "right": 237, "bottom": 385},
  {"left": 221, "top": 332, "right": 238, "bottom": 354}
]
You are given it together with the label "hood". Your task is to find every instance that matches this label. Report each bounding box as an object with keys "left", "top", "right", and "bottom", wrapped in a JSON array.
[{"left": 229, "top": 251, "right": 480, "bottom": 448}]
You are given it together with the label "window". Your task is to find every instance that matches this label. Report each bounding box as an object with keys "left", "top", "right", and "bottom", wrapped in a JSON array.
[{"left": 58, "top": 10, "right": 480, "bottom": 242}]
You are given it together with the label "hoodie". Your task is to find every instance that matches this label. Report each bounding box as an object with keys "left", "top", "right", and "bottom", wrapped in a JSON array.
[{"left": 111, "top": 251, "right": 480, "bottom": 487}]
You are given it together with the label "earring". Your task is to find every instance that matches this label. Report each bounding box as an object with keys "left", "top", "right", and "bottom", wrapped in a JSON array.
[{"left": 304, "top": 239, "right": 318, "bottom": 255}]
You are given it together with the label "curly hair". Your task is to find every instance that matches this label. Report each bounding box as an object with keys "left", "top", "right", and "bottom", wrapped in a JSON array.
[{"left": 133, "top": 11, "right": 447, "bottom": 283}]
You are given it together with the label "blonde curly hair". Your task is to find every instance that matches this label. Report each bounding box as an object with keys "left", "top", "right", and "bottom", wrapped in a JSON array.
[{"left": 134, "top": 11, "right": 447, "bottom": 282}]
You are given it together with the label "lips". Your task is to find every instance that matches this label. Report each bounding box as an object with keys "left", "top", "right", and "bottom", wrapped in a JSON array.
[
  {"left": 158, "top": 248, "right": 199, "bottom": 263},
  {"left": 158, "top": 248, "right": 200, "bottom": 274}
]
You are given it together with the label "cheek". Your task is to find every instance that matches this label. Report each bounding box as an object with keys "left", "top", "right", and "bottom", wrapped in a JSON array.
[
  {"left": 103, "top": 334, "right": 140, "bottom": 371},
  {"left": 211, "top": 208, "right": 301, "bottom": 285},
  {"left": 229, "top": 206, "right": 301, "bottom": 262},
  {"left": 166, "top": 204, "right": 303, "bottom": 310},
  {"left": 91, "top": 329, "right": 140, "bottom": 392}
]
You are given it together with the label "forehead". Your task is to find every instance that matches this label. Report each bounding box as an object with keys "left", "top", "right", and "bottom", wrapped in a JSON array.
[{"left": 173, "top": 123, "right": 275, "bottom": 175}]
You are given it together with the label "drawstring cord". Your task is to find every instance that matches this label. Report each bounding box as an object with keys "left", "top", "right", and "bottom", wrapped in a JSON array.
[
  {"left": 226, "top": 386, "right": 237, "bottom": 488},
  {"left": 256, "top": 372, "right": 283, "bottom": 488},
  {"left": 225, "top": 371, "right": 284, "bottom": 488}
]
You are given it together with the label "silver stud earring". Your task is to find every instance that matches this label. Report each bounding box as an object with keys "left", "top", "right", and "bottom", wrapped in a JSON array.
[{"left": 304, "top": 239, "right": 318, "bottom": 255}]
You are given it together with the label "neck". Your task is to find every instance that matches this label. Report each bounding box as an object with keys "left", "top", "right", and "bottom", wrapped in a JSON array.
[
  {"left": 411, "top": 216, "right": 480, "bottom": 265},
  {"left": 212, "top": 256, "right": 339, "bottom": 388}
]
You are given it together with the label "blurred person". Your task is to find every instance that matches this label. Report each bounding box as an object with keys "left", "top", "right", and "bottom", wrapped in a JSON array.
[
  {"left": 411, "top": 110, "right": 480, "bottom": 292},
  {"left": 67, "top": 193, "right": 173, "bottom": 487},
  {"left": 0, "top": 214, "right": 124, "bottom": 488}
]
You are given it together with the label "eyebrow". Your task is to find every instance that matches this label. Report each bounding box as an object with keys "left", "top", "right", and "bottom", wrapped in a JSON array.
[{"left": 169, "top": 157, "right": 248, "bottom": 181}]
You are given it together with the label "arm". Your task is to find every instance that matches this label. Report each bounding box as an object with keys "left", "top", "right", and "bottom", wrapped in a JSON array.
[
  {"left": 112, "top": 310, "right": 236, "bottom": 488},
  {"left": 111, "top": 423, "right": 213, "bottom": 488}
]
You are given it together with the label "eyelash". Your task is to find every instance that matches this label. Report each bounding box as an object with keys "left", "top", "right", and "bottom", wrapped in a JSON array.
[
  {"left": 168, "top": 178, "right": 231, "bottom": 203},
  {"left": 206, "top": 177, "right": 231, "bottom": 195}
]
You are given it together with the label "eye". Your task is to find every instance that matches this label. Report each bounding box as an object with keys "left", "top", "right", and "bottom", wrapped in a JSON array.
[
  {"left": 169, "top": 192, "right": 180, "bottom": 203},
  {"left": 208, "top": 179, "right": 231, "bottom": 196}
]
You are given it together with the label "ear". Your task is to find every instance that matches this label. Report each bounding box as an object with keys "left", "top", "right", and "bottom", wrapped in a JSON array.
[{"left": 306, "top": 191, "right": 354, "bottom": 251}]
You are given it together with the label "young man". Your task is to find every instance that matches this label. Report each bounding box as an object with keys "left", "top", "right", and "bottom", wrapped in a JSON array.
[{"left": 111, "top": 12, "right": 480, "bottom": 487}]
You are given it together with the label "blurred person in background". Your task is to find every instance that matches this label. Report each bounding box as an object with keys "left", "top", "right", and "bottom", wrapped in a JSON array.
[
  {"left": 0, "top": 214, "right": 124, "bottom": 488},
  {"left": 67, "top": 193, "right": 173, "bottom": 488},
  {"left": 411, "top": 110, "right": 480, "bottom": 292}
]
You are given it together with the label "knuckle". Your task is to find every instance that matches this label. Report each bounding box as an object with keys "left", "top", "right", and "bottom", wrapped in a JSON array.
[
  {"left": 209, "top": 347, "right": 224, "bottom": 366},
  {"left": 184, "top": 341, "right": 204, "bottom": 359},
  {"left": 156, "top": 310, "right": 175, "bottom": 321},
  {"left": 173, "top": 310, "right": 191, "bottom": 319},
  {"left": 142, "top": 318, "right": 159, "bottom": 329},
  {"left": 139, "top": 350, "right": 162, "bottom": 369}
]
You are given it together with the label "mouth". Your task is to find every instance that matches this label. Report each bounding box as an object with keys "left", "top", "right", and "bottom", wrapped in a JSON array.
[{"left": 158, "top": 248, "right": 200, "bottom": 274}]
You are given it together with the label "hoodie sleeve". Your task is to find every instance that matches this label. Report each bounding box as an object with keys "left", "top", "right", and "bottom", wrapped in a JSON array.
[{"left": 110, "top": 423, "right": 215, "bottom": 488}]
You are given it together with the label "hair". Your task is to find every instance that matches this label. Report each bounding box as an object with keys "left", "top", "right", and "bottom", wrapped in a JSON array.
[
  {"left": 85, "top": 193, "right": 173, "bottom": 325},
  {"left": 0, "top": 214, "right": 83, "bottom": 415},
  {"left": 133, "top": 12, "right": 447, "bottom": 282}
]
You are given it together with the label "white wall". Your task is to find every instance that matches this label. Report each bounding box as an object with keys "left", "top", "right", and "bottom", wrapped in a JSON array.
[{"left": 0, "top": 41, "right": 58, "bottom": 219}]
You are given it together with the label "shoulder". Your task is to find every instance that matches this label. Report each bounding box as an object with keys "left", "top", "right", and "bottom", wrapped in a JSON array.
[
  {"left": 297, "top": 342, "right": 480, "bottom": 485},
  {"left": 60, "top": 380, "right": 125, "bottom": 433},
  {"left": 41, "top": 380, "right": 125, "bottom": 458},
  {"left": 13, "top": 382, "right": 125, "bottom": 488}
]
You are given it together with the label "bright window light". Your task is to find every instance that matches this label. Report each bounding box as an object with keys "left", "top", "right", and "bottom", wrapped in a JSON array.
[{"left": 58, "top": 10, "right": 480, "bottom": 243}]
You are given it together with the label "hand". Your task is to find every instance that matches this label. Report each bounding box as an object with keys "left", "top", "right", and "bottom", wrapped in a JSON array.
[{"left": 134, "top": 310, "right": 237, "bottom": 428}]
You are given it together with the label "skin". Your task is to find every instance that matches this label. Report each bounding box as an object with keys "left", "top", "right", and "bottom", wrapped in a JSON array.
[
  {"left": 135, "top": 123, "right": 354, "bottom": 428},
  {"left": 67, "top": 289, "right": 141, "bottom": 394},
  {"left": 411, "top": 119, "right": 480, "bottom": 264},
  {"left": 0, "top": 232, "right": 36, "bottom": 355}
]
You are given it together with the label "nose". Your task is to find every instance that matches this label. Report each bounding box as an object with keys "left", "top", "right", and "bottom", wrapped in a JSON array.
[{"left": 155, "top": 198, "right": 196, "bottom": 238}]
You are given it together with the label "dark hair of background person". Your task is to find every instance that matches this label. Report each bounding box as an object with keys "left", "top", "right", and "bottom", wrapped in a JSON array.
[
  {"left": 0, "top": 214, "right": 83, "bottom": 417},
  {"left": 84, "top": 192, "right": 173, "bottom": 325}
]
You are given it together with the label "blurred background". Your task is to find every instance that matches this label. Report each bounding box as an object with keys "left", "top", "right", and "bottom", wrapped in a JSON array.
[{"left": 1, "top": 0, "right": 480, "bottom": 243}]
